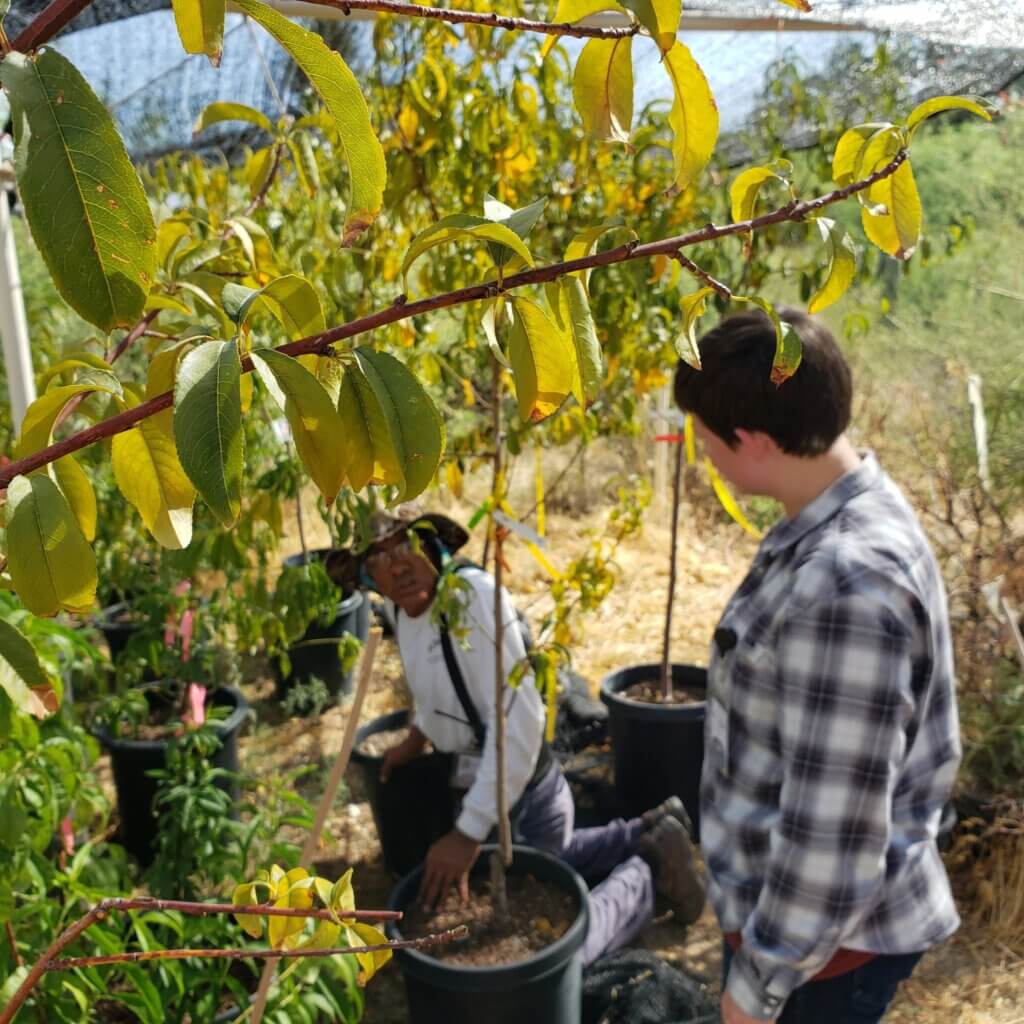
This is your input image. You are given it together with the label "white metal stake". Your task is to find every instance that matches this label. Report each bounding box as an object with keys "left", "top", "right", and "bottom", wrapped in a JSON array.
[{"left": 0, "top": 190, "right": 34, "bottom": 431}]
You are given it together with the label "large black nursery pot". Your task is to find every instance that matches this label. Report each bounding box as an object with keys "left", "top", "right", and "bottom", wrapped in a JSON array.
[
  {"left": 351, "top": 709, "right": 457, "bottom": 876},
  {"left": 388, "top": 845, "right": 589, "bottom": 1024},
  {"left": 277, "top": 550, "right": 369, "bottom": 701},
  {"left": 600, "top": 663, "right": 706, "bottom": 840},
  {"left": 93, "top": 685, "right": 249, "bottom": 865}
]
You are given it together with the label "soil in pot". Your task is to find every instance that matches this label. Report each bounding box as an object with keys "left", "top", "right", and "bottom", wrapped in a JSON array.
[
  {"left": 403, "top": 873, "right": 576, "bottom": 967},
  {"left": 622, "top": 681, "right": 705, "bottom": 705}
]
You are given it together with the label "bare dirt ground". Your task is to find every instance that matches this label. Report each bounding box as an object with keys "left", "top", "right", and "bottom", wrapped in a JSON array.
[{"left": 94, "top": 439, "right": 1024, "bottom": 1021}]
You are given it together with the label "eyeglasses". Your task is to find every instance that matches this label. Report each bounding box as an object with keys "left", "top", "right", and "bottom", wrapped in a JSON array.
[{"left": 363, "top": 538, "right": 416, "bottom": 579}]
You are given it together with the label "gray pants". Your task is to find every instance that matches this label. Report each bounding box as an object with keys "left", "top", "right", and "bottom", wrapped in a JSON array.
[{"left": 512, "top": 763, "right": 654, "bottom": 966}]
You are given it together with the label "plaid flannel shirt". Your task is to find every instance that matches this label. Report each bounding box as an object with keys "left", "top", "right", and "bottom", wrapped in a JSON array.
[{"left": 701, "top": 452, "right": 961, "bottom": 1020}]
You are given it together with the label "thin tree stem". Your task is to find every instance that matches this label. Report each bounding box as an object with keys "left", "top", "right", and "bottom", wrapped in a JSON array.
[
  {"left": 672, "top": 253, "right": 733, "bottom": 299},
  {"left": 661, "top": 439, "right": 684, "bottom": 698},
  {"left": 0, "top": 896, "right": 402, "bottom": 1024},
  {"left": 0, "top": 152, "right": 908, "bottom": 489},
  {"left": 297, "top": 0, "right": 639, "bottom": 39},
  {"left": 490, "top": 355, "right": 511, "bottom": 917}
]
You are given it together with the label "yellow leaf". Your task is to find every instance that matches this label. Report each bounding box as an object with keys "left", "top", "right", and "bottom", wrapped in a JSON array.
[
  {"left": 445, "top": 460, "right": 464, "bottom": 498},
  {"left": 831, "top": 122, "right": 892, "bottom": 187},
  {"left": 675, "top": 287, "right": 715, "bottom": 368},
  {"left": 507, "top": 298, "right": 576, "bottom": 422},
  {"left": 906, "top": 95, "right": 993, "bottom": 138},
  {"left": 860, "top": 159, "right": 922, "bottom": 260},
  {"left": 347, "top": 922, "right": 392, "bottom": 985},
  {"left": 807, "top": 218, "right": 857, "bottom": 313},
  {"left": 232, "top": 883, "right": 264, "bottom": 940},
  {"left": 572, "top": 37, "right": 633, "bottom": 144},
  {"left": 50, "top": 456, "right": 97, "bottom": 543},
  {"left": 170, "top": 0, "right": 225, "bottom": 64},
  {"left": 663, "top": 42, "right": 719, "bottom": 194},
  {"left": 729, "top": 160, "right": 791, "bottom": 254},
  {"left": 705, "top": 459, "right": 763, "bottom": 538},
  {"left": 245, "top": 147, "right": 276, "bottom": 200},
  {"left": 331, "top": 868, "right": 357, "bottom": 916}
]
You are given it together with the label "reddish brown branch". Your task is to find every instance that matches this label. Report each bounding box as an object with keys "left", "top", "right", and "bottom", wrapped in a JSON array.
[
  {"left": 11, "top": 0, "right": 95, "bottom": 51},
  {"left": 0, "top": 896, "right": 403, "bottom": 1024},
  {"left": 4, "top": 921, "right": 21, "bottom": 968},
  {"left": 0, "top": 151, "right": 907, "bottom": 490},
  {"left": 672, "top": 252, "right": 733, "bottom": 300},
  {"left": 46, "top": 925, "right": 468, "bottom": 970},
  {"left": 110, "top": 310, "right": 160, "bottom": 364},
  {"left": 297, "top": 0, "right": 639, "bottom": 38}
]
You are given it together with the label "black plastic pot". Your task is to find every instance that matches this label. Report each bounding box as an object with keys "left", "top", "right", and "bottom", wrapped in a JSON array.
[
  {"left": 388, "top": 845, "right": 589, "bottom": 1024},
  {"left": 93, "top": 685, "right": 249, "bottom": 865},
  {"left": 600, "top": 664, "right": 707, "bottom": 840},
  {"left": 351, "top": 710, "right": 457, "bottom": 876},
  {"left": 96, "top": 602, "right": 141, "bottom": 661}
]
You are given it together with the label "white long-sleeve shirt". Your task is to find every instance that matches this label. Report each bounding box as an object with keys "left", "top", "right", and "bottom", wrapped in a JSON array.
[{"left": 394, "top": 566, "right": 545, "bottom": 842}]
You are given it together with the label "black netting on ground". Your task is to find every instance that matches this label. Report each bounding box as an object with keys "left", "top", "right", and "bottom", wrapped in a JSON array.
[{"left": 583, "top": 950, "right": 720, "bottom": 1024}]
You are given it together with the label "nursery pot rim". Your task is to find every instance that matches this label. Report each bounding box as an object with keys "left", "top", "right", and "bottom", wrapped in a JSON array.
[
  {"left": 350, "top": 708, "right": 412, "bottom": 766},
  {"left": 387, "top": 844, "right": 589, "bottom": 989},
  {"left": 92, "top": 683, "right": 249, "bottom": 755},
  {"left": 600, "top": 663, "right": 708, "bottom": 722}
]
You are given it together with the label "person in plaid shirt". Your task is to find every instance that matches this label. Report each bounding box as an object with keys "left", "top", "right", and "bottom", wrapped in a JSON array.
[{"left": 673, "top": 308, "right": 960, "bottom": 1024}]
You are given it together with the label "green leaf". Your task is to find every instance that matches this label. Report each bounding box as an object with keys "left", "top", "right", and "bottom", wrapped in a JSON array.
[
  {"left": 112, "top": 416, "right": 196, "bottom": 550},
  {"left": 333, "top": 360, "right": 390, "bottom": 492},
  {"left": 807, "top": 218, "right": 857, "bottom": 313},
  {"left": 6, "top": 474, "right": 98, "bottom": 616},
  {"left": 572, "top": 37, "right": 633, "bottom": 144},
  {"left": 252, "top": 349, "right": 347, "bottom": 504},
  {"left": 674, "top": 287, "right": 715, "bottom": 369},
  {"left": 0, "top": 618, "right": 54, "bottom": 719},
  {"left": 0, "top": 50, "right": 157, "bottom": 333},
  {"left": 232, "top": 0, "right": 386, "bottom": 244},
  {"left": 352, "top": 348, "right": 446, "bottom": 500},
  {"left": 737, "top": 296, "right": 802, "bottom": 385},
  {"left": 171, "top": 0, "right": 225, "bottom": 64},
  {"left": 194, "top": 101, "right": 271, "bottom": 135},
  {"left": 618, "top": 0, "right": 679, "bottom": 52},
  {"left": 482, "top": 195, "right": 548, "bottom": 268},
  {"left": 289, "top": 132, "right": 321, "bottom": 197},
  {"left": 173, "top": 341, "right": 244, "bottom": 527},
  {"left": 224, "top": 275, "right": 326, "bottom": 340},
  {"left": 51, "top": 456, "right": 97, "bottom": 543},
  {"left": 507, "top": 298, "right": 576, "bottom": 423},
  {"left": 402, "top": 215, "right": 534, "bottom": 285},
  {"left": 906, "top": 95, "right": 993, "bottom": 138},
  {"left": 559, "top": 277, "right": 603, "bottom": 405},
  {"left": 663, "top": 42, "right": 719, "bottom": 195}
]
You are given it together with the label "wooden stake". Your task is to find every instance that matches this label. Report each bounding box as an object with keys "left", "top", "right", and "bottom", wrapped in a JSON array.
[{"left": 250, "top": 627, "right": 382, "bottom": 1024}]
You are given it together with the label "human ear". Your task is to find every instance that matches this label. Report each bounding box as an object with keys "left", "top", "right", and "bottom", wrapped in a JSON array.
[{"left": 734, "top": 429, "right": 776, "bottom": 459}]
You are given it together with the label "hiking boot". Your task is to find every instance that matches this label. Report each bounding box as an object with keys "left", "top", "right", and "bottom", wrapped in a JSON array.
[
  {"left": 636, "top": 817, "right": 705, "bottom": 926},
  {"left": 641, "top": 795, "right": 694, "bottom": 837}
]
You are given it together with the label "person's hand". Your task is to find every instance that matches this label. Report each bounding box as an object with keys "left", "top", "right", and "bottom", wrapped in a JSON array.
[
  {"left": 417, "top": 829, "right": 480, "bottom": 911},
  {"left": 721, "top": 991, "right": 774, "bottom": 1024},
  {"left": 379, "top": 729, "right": 427, "bottom": 783}
]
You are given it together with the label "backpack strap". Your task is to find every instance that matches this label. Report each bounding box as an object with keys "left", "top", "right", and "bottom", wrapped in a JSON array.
[{"left": 439, "top": 617, "right": 487, "bottom": 750}]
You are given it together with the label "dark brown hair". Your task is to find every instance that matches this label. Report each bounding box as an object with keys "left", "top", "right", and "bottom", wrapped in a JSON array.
[{"left": 673, "top": 307, "right": 852, "bottom": 455}]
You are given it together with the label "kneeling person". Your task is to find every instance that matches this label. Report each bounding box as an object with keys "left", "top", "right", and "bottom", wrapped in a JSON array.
[{"left": 330, "top": 506, "right": 705, "bottom": 965}]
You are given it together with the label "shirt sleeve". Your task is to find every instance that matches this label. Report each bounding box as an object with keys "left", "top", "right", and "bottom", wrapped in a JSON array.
[
  {"left": 726, "top": 584, "right": 918, "bottom": 1020},
  {"left": 454, "top": 573, "right": 545, "bottom": 843}
]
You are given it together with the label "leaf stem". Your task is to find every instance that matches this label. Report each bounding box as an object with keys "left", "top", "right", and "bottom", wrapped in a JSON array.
[
  {"left": 11, "top": 0, "right": 96, "bottom": 52},
  {"left": 0, "top": 151, "right": 908, "bottom": 489}
]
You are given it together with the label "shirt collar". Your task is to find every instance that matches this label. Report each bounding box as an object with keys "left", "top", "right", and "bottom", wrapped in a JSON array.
[{"left": 760, "top": 450, "right": 881, "bottom": 558}]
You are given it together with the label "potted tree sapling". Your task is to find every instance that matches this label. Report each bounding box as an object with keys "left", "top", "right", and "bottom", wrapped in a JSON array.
[{"left": 600, "top": 422, "right": 708, "bottom": 836}]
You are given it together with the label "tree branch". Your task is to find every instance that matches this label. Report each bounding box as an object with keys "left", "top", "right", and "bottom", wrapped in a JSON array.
[
  {"left": 45, "top": 926, "right": 468, "bottom": 970},
  {"left": 672, "top": 252, "right": 733, "bottom": 300},
  {"left": 296, "top": 0, "right": 640, "bottom": 39},
  {"left": 11, "top": 0, "right": 96, "bottom": 51},
  {"left": 110, "top": 310, "right": 160, "bottom": 365},
  {"left": 0, "top": 151, "right": 907, "bottom": 490}
]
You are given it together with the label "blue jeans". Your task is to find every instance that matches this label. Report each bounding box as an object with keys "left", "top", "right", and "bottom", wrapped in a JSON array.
[{"left": 722, "top": 942, "right": 923, "bottom": 1023}]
